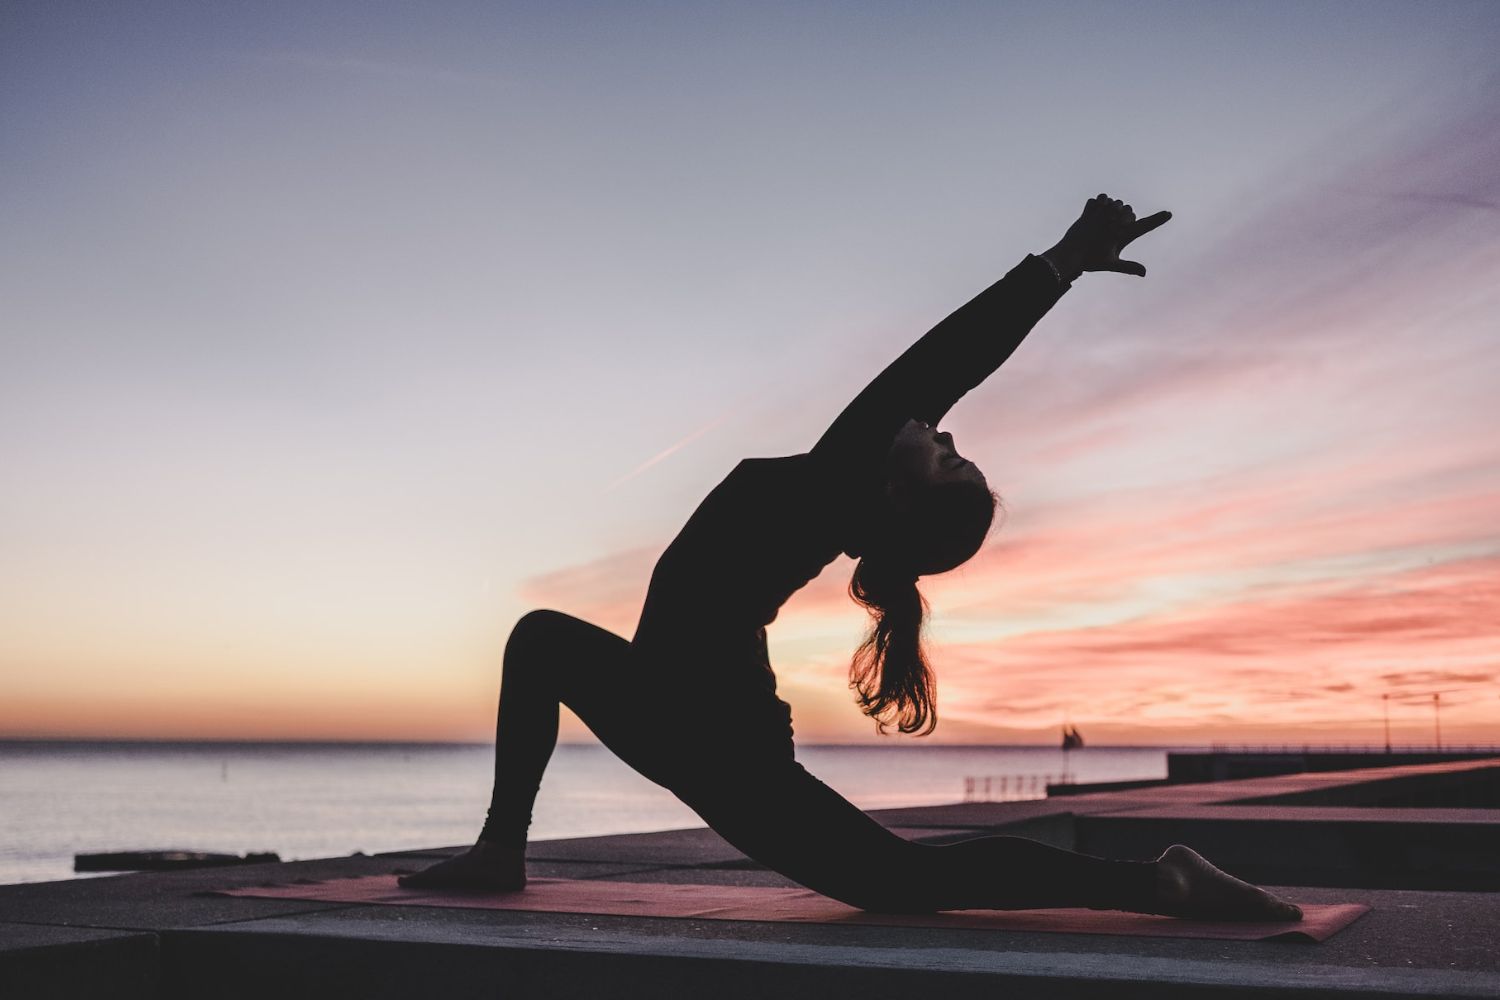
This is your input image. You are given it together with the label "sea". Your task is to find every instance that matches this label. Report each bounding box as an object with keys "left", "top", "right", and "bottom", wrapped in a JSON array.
[{"left": 0, "top": 741, "right": 1181, "bottom": 885}]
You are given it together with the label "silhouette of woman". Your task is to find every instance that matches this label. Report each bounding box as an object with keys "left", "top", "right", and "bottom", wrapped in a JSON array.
[{"left": 402, "top": 195, "right": 1303, "bottom": 921}]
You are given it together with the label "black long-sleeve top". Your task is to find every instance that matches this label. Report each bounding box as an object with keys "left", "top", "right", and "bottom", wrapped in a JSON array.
[{"left": 631, "top": 254, "right": 1071, "bottom": 737}]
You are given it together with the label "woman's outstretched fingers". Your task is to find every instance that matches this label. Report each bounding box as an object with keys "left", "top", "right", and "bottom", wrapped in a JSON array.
[
  {"left": 1128, "top": 210, "right": 1173, "bottom": 242},
  {"left": 1109, "top": 206, "right": 1173, "bottom": 276},
  {"left": 1053, "top": 194, "right": 1170, "bottom": 279}
]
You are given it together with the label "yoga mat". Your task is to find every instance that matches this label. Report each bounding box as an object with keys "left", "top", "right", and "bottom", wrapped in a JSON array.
[{"left": 219, "top": 875, "right": 1367, "bottom": 942}]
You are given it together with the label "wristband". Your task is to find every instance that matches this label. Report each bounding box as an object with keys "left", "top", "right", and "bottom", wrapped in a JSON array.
[{"left": 1036, "top": 252, "right": 1066, "bottom": 287}]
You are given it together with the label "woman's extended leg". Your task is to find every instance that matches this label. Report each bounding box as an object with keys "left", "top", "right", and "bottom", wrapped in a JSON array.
[
  {"left": 400, "top": 609, "right": 684, "bottom": 888},
  {"left": 685, "top": 758, "right": 1301, "bottom": 920}
]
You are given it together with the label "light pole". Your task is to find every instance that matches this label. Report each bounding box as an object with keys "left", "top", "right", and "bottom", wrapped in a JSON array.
[
  {"left": 1432, "top": 692, "right": 1442, "bottom": 751},
  {"left": 1382, "top": 693, "right": 1391, "bottom": 754}
]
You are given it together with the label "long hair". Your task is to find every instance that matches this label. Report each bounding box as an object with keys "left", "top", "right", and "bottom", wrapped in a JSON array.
[
  {"left": 848, "top": 558, "right": 934, "bottom": 735},
  {"left": 847, "top": 481, "right": 999, "bottom": 736}
]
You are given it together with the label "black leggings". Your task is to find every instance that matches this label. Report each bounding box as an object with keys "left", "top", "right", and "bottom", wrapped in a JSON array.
[{"left": 479, "top": 609, "right": 1158, "bottom": 914}]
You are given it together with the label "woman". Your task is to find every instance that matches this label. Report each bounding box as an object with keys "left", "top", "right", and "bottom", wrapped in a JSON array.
[{"left": 402, "top": 195, "right": 1303, "bottom": 921}]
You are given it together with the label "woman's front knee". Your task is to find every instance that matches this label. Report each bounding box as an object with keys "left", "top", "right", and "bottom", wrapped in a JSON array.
[
  {"left": 508, "top": 609, "right": 578, "bottom": 653},
  {"left": 504, "top": 609, "right": 634, "bottom": 693}
]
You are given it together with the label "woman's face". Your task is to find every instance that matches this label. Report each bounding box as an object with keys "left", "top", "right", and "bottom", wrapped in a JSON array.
[{"left": 883, "top": 419, "right": 988, "bottom": 501}]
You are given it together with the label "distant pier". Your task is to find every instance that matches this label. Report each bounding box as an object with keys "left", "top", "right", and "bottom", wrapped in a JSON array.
[{"left": 1167, "top": 745, "right": 1500, "bottom": 784}]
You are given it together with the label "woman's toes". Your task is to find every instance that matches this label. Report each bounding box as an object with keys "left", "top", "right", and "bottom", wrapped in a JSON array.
[
  {"left": 397, "top": 867, "right": 442, "bottom": 888},
  {"left": 396, "top": 854, "right": 468, "bottom": 888},
  {"left": 1155, "top": 844, "right": 1303, "bottom": 922},
  {"left": 392, "top": 847, "right": 526, "bottom": 892},
  {"left": 1272, "top": 898, "right": 1304, "bottom": 921}
]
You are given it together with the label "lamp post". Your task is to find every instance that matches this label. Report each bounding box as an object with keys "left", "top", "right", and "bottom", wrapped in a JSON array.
[
  {"left": 1382, "top": 693, "right": 1391, "bottom": 754},
  {"left": 1432, "top": 692, "right": 1442, "bottom": 751}
]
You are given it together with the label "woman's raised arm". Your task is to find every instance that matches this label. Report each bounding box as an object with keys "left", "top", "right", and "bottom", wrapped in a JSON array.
[
  {"left": 807, "top": 196, "right": 1170, "bottom": 483},
  {"left": 807, "top": 252, "right": 1069, "bottom": 481}
]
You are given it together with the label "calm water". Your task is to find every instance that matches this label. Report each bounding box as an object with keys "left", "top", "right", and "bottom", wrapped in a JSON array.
[{"left": 0, "top": 741, "right": 1178, "bottom": 885}]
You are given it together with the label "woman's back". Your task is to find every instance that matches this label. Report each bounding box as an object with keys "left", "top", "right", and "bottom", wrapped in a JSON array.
[{"left": 632, "top": 453, "right": 848, "bottom": 650}]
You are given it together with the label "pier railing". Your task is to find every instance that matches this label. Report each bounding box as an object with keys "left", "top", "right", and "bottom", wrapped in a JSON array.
[{"left": 961, "top": 772, "right": 1074, "bottom": 802}]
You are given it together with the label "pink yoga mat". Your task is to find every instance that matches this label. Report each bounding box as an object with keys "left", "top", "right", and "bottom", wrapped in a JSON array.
[{"left": 220, "top": 875, "right": 1367, "bottom": 942}]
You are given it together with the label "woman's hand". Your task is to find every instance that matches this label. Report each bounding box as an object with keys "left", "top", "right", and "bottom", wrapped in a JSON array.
[{"left": 1043, "top": 194, "right": 1172, "bottom": 281}]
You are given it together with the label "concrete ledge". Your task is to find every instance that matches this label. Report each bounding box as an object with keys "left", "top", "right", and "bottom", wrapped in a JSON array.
[
  {"left": 163, "top": 914, "right": 1500, "bottom": 1000},
  {"left": 0, "top": 922, "right": 158, "bottom": 1000},
  {"left": 1170, "top": 750, "right": 1500, "bottom": 784},
  {"left": 1078, "top": 805, "right": 1500, "bottom": 890}
]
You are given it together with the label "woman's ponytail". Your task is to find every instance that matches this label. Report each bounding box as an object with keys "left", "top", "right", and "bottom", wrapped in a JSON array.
[{"left": 848, "top": 557, "right": 936, "bottom": 736}]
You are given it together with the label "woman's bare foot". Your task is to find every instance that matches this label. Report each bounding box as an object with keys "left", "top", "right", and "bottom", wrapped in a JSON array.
[
  {"left": 1151, "top": 844, "right": 1302, "bottom": 922},
  {"left": 396, "top": 840, "right": 527, "bottom": 891}
]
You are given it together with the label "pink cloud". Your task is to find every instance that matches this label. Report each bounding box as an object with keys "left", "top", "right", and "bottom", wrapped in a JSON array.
[
  {"left": 516, "top": 544, "right": 659, "bottom": 636},
  {"left": 927, "top": 552, "right": 1500, "bottom": 732}
]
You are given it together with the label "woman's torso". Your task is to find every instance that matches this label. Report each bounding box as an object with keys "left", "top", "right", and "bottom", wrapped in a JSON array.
[{"left": 631, "top": 453, "right": 852, "bottom": 744}]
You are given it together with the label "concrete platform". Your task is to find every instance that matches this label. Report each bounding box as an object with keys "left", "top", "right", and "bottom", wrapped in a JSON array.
[
  {"left": 4, "top": 757, "right": 1499, "bottom": 998},
  {"left": 0, "top": 922, "right": 157, "bottom": 999}
]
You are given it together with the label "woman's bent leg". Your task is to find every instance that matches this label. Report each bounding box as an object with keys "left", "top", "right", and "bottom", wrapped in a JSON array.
[
  {"left": 401, "top": 609, "right": 683, "bottom": 889},
  {"left": 480, "top": 609, "right": 682, "bottom": 848}
]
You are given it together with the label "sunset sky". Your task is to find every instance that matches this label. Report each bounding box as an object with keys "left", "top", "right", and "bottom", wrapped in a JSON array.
[{"left": 3, "top": 2, "right": 1498, "bottom": 745}]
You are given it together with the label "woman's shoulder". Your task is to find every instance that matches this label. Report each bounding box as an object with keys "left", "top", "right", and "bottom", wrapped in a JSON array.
[
  {"left": 727, "top": 452, "right": 818, "bottom": 479},
  {"left": 736, "top": 451, "right": 812, "bottom": 466}
]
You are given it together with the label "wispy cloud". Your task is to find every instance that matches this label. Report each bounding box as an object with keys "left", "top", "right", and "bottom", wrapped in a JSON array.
[
  {"left": 517, "top": 545, "right": 660, "bottom": 636},
  {"left": 242, "top": 50, "right": 510, "bottom": 90},
  {"left": 603, "top": 409, "right": 736, "bottom": 494},
  {"left": 1355, "top": 191, "right": 1500, "bottom": 214}
]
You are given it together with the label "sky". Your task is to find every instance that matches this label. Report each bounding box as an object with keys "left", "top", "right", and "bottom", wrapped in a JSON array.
[{"left": 3, "top": 1, "right": 1498, "bottom": 745}]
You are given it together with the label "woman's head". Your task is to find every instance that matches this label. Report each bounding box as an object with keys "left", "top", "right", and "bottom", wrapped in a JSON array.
[
  {"left": 883, "top": 418, "right": 988, "bottom": 499},
  {"left": 874, "top": 420, "right": 996, "bottom": 576},
  {"left": 847, "top": 419, "right": 1000, "bottom": 736}
]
